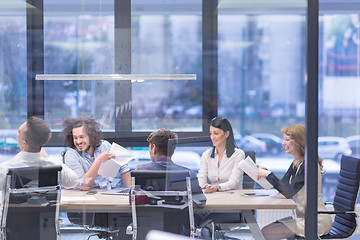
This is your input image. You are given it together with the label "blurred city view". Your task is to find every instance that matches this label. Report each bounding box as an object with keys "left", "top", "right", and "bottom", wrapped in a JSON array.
[{"left": 1, "top": 1, "right": 360, "bottom": 204}]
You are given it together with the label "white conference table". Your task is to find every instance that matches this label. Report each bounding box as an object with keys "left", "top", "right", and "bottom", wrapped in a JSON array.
[{"left": 61, "top": 189, "right": 296, "bottom": 240}]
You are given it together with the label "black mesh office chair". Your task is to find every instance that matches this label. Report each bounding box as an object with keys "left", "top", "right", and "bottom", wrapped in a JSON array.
[
  {"left": 127, "top": 170, "right": 200, "bottom": 240},
  {"left": 318, "top": 155, "right": 360, "bottom": 239},
  {"left": 1, "top": 165, "right": 62, "bottom": 240},
  {"left": 61, "top": 151, "right": 122, "bottom": 240}
]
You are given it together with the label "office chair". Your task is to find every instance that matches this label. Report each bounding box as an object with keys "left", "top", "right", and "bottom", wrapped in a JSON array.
[
  {"left": 127, "top": 170, "right": 201, "bottom": 240},
  {"left": 318, "top": 155, "right": 360, "bottom": 239},
  {"left": 0, "top": 165, "right": 62, "bottom": 240},
  {"left": 60, "top": 151, "right": 121, "bottom": 240},
  {"left": 242, "top": 150, "right": 257, "bottom": 189},
  {"left": 204, "top": 150, "right": 256, "bottom": 240},
  {"left": 291, "top": 155, "right": 360, "bottom": 240}
]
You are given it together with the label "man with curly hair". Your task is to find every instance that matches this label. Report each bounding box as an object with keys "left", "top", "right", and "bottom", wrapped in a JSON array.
[{"left": 61, "top": 117, "right": 131, "bottom": 189}]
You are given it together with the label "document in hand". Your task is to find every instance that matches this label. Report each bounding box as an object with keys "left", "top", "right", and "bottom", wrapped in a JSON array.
[
  {"left": 98, "top": 142, "right": 134, "bottom": 180},
  {"left": 238, "top": 156, "right": 273, "bottom": 190}
]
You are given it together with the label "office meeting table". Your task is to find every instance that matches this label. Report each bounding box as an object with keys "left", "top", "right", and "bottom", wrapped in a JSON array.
[{"left": 60, "top": 189, "right": 296, "bottom": 240}]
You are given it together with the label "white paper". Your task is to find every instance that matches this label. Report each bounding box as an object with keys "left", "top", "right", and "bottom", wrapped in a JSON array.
[
  {"left": 98, "top": 142, "right": 134, "bottom": 179},
  {"left": 238, "top": 156, "right": 273, "bottom": 190}
]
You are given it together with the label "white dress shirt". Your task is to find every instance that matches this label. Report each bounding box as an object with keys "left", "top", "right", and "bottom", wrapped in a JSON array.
[
  {"left": 197, "top": 148, "right": 245, "bottom": 191},
  {"left": 0, "top": 151, "right": 79, "bottom": 220},
  {"left": 0, "top": 151, "right": 78, "bottom": 192}
]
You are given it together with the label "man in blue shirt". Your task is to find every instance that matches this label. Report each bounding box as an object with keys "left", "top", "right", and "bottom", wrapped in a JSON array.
[
  {"left": 61, "top": 117, "right": 130, "bottom": 189},
  {"left": 135, "top": 128, "right": 206, "bottom": 237},
  {"left": 136, "top": 128, "right": 206, "bottom": 208}
]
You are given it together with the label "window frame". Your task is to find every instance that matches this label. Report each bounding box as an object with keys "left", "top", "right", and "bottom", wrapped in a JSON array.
[
  {"left": 27, "top": 0, "right": 217, "bottom": 147},
  {"left": 23, "top": 0, "right": 335, "bottom": 238}
]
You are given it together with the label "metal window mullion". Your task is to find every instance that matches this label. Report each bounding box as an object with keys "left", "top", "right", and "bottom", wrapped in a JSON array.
[
  {"left": 26, "top": 0, "right": 44, "bottom": 118},
  {"left": 305, "top": 0, "right": 319, "bottom": 238},
  {"left": 202, "top": 0, "right": 218, "bottom": 131},
  {"left": 114, "top": 0, "right": 132, "bottom": 134}
]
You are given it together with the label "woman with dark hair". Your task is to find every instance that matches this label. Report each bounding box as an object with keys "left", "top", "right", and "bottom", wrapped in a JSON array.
[
  {"left": 197, "top": 117, "right": 245, "bottom": 193},
  {"left": 61, "top": 117, "right": 131, "bottom": 189},
  {"left": 257, "top": 124, "right": 332, "bottom": 239}
]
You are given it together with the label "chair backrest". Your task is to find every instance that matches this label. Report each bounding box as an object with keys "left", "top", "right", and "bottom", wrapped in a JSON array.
[
  {"left": 243, "top": 150, "right": 256, "bottom": 189},
  {"left": 129, "top": 170, "right": 196, "bottom": 239},
  {"left": 1, "top": 165, "right": 62, "bottom": 240},
  {"left": 8, "top": 165, "right": 62, "bottom": 188},
  {"left": 131, "top": 170, "right": 191, "bottom": 205},
  {"left": 325, "top": 155, "right": 360, "bottom": 238},
  {"left": 131, "top": 170, "right": 190, "bottom": 192}
]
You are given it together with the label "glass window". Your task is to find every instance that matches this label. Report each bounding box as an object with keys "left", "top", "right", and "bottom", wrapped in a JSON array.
[
  {"left": 319, "top": 13, "right": 360, "bottom": 202},
  {"left": 320, "top": 14, "right": 360, "bottom": 139},
  {"left": 218, "top": 13, "right": 306, "bottom": 136},
  {"left": 131, "top": 1, "right": 203, "bottom": 132},
  {"left": 0, "top": 1, "right": 27, "bottom": 156},
  {"left": 217, "top": 3, "right": 308, "bottom": 192},
  {"left": 43, "top": 0, "right": 115, "bottom": 131},
  {"left": 4, "top": 0, "right": 360, "bottom": 238}
]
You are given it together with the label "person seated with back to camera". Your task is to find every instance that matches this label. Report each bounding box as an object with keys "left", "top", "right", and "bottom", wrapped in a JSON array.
[
  {"left": 0, "top": 116, "right": 78, "bottom": 190},
  {"left": 0, "top": 116, "right": 78, "bottom": 219},
  {"left": 257, "top": 124, "right": 332, "bottom": 240},
  {"left": 135, "top": 128, "right": 207, "bottom": 236},
  {"left": 196, "top": 117, "right": 245, "bottom": 227},
  {"left": 136, "top": 128, "right": 206, "bottom": 207}
]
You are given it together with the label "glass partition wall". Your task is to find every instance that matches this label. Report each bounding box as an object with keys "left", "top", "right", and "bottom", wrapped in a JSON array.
[
  {"left": 0, "top": 1, "right": 27, "bottom": 153},
  {"left": 1, "top": 0, "right": 360, "bottom": 239},
  {"left": 43, "top": 0, "right": 116, "bottom": 130}
]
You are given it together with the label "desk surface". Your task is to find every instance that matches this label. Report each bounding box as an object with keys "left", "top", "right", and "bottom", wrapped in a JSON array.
[{"left": 60, "top": 189, "right": 296, "bottom": 212}]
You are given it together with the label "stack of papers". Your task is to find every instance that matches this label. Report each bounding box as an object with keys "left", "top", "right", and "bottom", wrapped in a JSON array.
[
  {"left": 238, "top": 156, "right": 273, "bottom": 190},
  {"left": 98, "top": 142, "right": 134, "bottom": 180}
]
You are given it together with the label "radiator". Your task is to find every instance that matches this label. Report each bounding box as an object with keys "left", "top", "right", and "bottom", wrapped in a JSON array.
[
  {"left": 257, "top": 205, "right": 360, "bottom": 235},
  {"left": 256, "top": 209, "right": 295, "bottom": 229}
]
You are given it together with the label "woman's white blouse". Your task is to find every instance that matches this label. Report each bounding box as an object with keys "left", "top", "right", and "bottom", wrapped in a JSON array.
[{"left": 197, "top": 148, "right": 245, "bottom": 191}]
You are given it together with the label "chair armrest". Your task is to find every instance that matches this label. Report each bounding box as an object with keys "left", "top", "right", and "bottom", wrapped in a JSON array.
[
  {"left": 318, "top": 210, "right": 356, "bottom": 215},
  {"left": 198, "top": 219, "right": 213, "bottom": 228}
]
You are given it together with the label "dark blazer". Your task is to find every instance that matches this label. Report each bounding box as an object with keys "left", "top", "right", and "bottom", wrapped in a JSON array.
[{"left": 266, "top": 162, "right": 305, "bottom": 199}]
